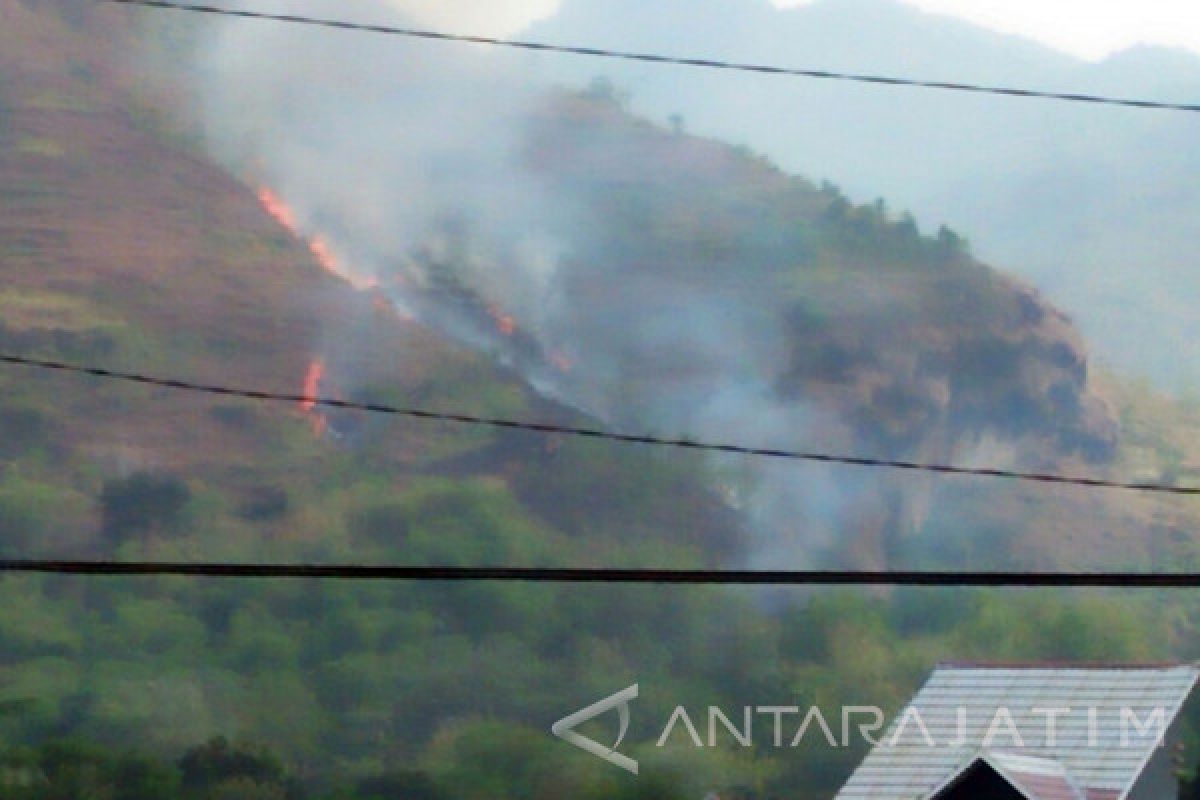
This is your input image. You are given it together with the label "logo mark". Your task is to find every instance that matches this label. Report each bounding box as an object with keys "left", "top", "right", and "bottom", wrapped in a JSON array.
[{"left": 551, "top": 684, "right": 639, "bottom": 774}]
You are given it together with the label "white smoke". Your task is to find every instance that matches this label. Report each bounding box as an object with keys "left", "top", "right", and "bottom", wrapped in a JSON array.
[{"left": 155, "top": 0, "right": 1048, "bottom": 571}]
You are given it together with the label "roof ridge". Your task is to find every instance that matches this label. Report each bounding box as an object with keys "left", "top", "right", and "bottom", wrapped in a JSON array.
[
  {"left": 984, "top": 750, "right": 1088, "bottom": 800},
  {"left": 935, "top": 660, "right": 1198, "bottom": 670}
]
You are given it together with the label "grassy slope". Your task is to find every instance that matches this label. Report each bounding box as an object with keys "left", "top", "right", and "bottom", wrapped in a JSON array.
[{"left": 0, "top": 0, "right": 543, "bottom": 524}]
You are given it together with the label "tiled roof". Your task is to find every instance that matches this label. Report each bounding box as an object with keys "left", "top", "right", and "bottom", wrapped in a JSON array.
[{"left": 834, "top": 664, "right": 1198, "bottom": 800}]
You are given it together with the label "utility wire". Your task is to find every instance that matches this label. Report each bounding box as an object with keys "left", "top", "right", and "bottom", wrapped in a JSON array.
[
  {"left": 3, "top": 352, "right": 1197, "bottom": 495},
  {"left": 102, "top": 0, "right": 1200, "bottom": 114},
  {"left": 2, "top": 560, "right": 1199, "bottom": 586}
]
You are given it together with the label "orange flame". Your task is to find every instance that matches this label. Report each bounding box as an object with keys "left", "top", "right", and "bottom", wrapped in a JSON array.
[
  {"left": 257, "top": 187, "right": 299, "bottom": 235},
  {"left": 549, "top": 350, "right": 574, "bottom": 372},
  {"left": 308, "top": 235, "right": 340, "bottom": 275},
  {"left": 300, "top": 358, "right": 327, "bottom": 437},
  {"left": 487, "top": 303, "right": 516, "bottom": 336},
  {"left": 309, "top": 235, "right": 381, "bottom": 292},
  {"left": 257, "top": 185, "right": 380, "bottom": 292}
]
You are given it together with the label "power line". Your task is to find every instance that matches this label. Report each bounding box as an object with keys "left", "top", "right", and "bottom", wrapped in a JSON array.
[
  {"left": 102, "top": 0, "right": 1200, "bottom": 115},
  {"left": 3, "top": 352, "right": 1197, "bottom": 495},
  {"left": 1, "top": 559, "right": 1199, "bottom": 586}
]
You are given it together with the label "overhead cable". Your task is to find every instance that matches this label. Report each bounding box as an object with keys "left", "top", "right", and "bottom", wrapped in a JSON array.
[
  {"left": 103, "top": 0, "right": 1200, "bottom": 114},
  {"left": 2, "top": 559, "right": 1199, "bottom": 586},
  {"left": 3, "top": 352, "right": 1195, "bottom": 495}
]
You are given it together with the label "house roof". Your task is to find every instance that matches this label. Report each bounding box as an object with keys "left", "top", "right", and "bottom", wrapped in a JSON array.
[
  {"left": 928, "top": 752, "right": 1085, "bottom": 800},
  {"left": 834, "top": 663, "right": 1199, "bottom": 800}
]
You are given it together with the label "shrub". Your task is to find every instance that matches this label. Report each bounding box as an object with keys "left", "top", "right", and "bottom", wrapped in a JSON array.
[
  {"left": 237, "top": 486, "right": 289, "bottom": 522},
  {"left": 0, "top": 475, "right": 79, "bottom": 556},
  {"left": 356, "top": 770, "right": 444, "bottom": 800},
  {"left": 0, "top": 406, "right": 48, "bottom": 459},
  {"left": 99, "top": 472, "right": 190, "bottom": 542},
  {"left": 348, "top": 502, "right": 408, "bottom": 547},
  {"left": 179, "top": 737, "right": 284, "bottom": 794}
]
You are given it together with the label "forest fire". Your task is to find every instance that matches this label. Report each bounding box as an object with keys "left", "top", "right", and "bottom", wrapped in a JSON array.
[
  {"left": 307, "top": 235, "right": 339, "bottom": 275},
  {"left": 549, "top": 349, "right": 574, "bottom": 373},
  {"left": 257, "top": 186, "right": 298, "bottom": 234},
  {"left": 487, "top": 303, "right": 516, "bottom": 337},
  {"left": 255, "top": 186, "right": 378, "bottom": 291},
  {"left": 300, "top": 358, "right": 328, "bottom": 437},
  {"left": 258, "top": 186, "right": 423, "bottom": 440},
  {"left": 257, "top": 186, "right": 569, "bottom": 433}
]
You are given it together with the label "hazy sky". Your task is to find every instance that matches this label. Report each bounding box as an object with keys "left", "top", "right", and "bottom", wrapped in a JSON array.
[
  {"left": 389, "top": 0, "right": 1200, "bottom": 61},
  {"left": 851, "top": 0, "right": 1200, "bottom": 60}
]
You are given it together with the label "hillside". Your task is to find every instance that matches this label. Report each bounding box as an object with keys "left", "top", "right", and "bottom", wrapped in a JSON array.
[
  {"left": 527, "top": 0, "right": 1200, "bottom": 392},
  {"left": 5, "top": 2, "right": 1200, "bottom": 800},
  {"left": 0, "top": 0, "right": 743, "bottom": 551},
  {"left": 519, "top": 87, "right": 1131, "bottom": 570}
]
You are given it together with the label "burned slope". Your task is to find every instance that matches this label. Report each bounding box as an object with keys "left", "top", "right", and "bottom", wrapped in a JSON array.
[{"left": 0, "top": 0, "right": 743, "bottom": 561}]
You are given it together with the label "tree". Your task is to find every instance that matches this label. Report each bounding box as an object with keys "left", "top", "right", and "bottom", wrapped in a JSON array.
[
  {"left": 178, "top": 737, "right": 288, "bottom": 798},
  {"left": 356, "top": 770, "right": 444, "bottom": 800},
  {"left": 936, "top": 224, "right": 968, "bottom": 257},
  {"left": 99, "top": 472, "right": 189, "bottom": 542}
]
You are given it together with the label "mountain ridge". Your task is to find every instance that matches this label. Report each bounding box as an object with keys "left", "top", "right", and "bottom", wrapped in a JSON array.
[{"left": 525, "top": 0, "right": 1200, "bottom": 392}]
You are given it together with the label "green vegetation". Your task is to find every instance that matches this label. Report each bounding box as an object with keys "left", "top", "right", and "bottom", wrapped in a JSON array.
[
  {"left": 0, "top": 320, "right": 1185, "bottom": 798},
  {"left": 100, "top": 472, "right": 192, "bottom": 544},
  {"left": 0, "top": 577, "right": 1191, "bottom": 798},
  {"left": 0, "top": 356, "right": 1193, "bottom": 797}
]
